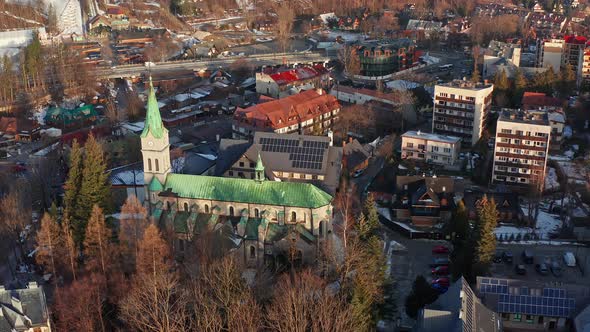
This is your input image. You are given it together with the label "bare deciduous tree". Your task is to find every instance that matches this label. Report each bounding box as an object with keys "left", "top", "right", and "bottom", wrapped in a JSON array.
[{"left": 119, "top": 195, "right": 148, "bottom": 272}]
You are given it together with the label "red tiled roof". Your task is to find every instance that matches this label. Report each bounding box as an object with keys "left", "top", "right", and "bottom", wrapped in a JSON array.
[
  {"left": 565, "top": 35, "right": 587, "bottom": 44},
  {"left": 267, "top": 64, "right": 328, "bottom": 86},
  {"left": 235, "top": 89, "right": 339, "bottom": 129},
  {"left": 522, "top": 92, "right": 562, "bottom": 108},
  {"left": 107, "top": 7, "right": 124, "bottom": 15}
]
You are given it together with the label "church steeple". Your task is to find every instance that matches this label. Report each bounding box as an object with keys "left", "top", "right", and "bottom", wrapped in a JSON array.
[
  {"left": 255, "top": 153, "right": 265, "bottom": 182},
  {"left": 141, "top": 77, "right": 166, "bottom": 139},
  {"left": 141, "top": 76, "right": 171, "bottom": 199}
]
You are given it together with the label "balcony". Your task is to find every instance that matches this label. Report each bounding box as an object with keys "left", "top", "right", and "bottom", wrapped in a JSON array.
[
  {"left": 495, "top": 142, "right": 547, "bottom": 152},
  {"left": 435, "top": 96, "right": 475, "bottom": 104},
  {"left": 497, "top": 133, "right": 548, "bottom": 142}
]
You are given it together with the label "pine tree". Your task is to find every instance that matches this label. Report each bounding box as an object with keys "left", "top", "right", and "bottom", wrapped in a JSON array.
[
  {"left": 494, "top": 69, "right": 509, "bottom": 90},
  {"left": 64, "top": 139, "right": 83, "bottom": 235},
  {"left": 474, "top": 196, "right": 498, "bottom": 267},
  {"left": 77, "top": 134, "right": 111, "bottom": 243},
  {"left": 35, "top": 213, "right": 63, "bottom": 278},
  {"left": 84, "top": 205, "right": 114, "bottom": 276},
  {"left": 471, "top": 66, "right": 481, "bottom": 83},
  {"left": 513, "top": 69, "right": 528, "bottom": 105},
  {"left": 404, "top": 275, "right": 439, "bottom": 318},
  {"left": 450, "top": 200, "right": 469, "bottom": 243},
  {"left": 363, "top": 194, "right": 379, "bottom": 237},
  {"left": 47, "top": 3, "right": 58, "bottom": 34},
  {"left": 136, "top": 224, "right": 172, "bottom": 277},
  {"left": 119, "top": 195, "right": 149, "bottom": 273}
]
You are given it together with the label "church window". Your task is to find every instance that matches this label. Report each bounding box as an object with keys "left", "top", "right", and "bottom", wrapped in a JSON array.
[
  {"left": 148, "top": 158, "right": 152, "bottom": 171},
  {"left": 250, "top": 245, "right": 256, "bottom": 259},
  {"left": 319, "top": 220, "right": 324, "bottom": 238},
  {"left": 204, "top": 204, "right": 209, "bottom": 213},
  {"left": 184, "top": 202, "right": 189, "bottom": 211},
  {"left": 229, "top": 206, "right": 235, "bottom": 216},
  {"left": 254, "top": 208, "right": 260, "bottom": 218},
  {"left": 291, "top": 211, "right": 297, "bottom": 222},
  {"left": 155, "top": 159, "right": 159, "bottom": 172}
]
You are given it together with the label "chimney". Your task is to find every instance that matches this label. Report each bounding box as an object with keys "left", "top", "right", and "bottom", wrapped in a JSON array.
[
  {"left": 417, "top": 130, "right": 421, "bottom": 135},
  {"left": 216, "top": 134, "right": 220, "bottom": 142},
  {"left": 327, "top": 130, "right": 333, "bottom": 146},
  {"left": 28, "top": 282, "right": 37, "bottom": 289},
  {"left": 317, "top": 88, "right": 324, "bottom": 95}
]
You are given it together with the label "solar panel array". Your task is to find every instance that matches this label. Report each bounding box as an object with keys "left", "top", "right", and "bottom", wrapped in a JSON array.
[
  {"left": 259, "top": 137, "right": 329, "bottom": 170},
  {"left": 479, "top": 279, "right": 576, "bottom": 318}
]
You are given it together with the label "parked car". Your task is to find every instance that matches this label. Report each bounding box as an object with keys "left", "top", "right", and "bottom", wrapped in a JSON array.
[
  {"left": 432, "top": 277, "right": 450, "bottom": 287},
  {"left": 430, "top": 258, "right": 450, "bottom": 267},
  {"left": 493, "top": 251, "right": 503, "bottom": 263},
  {"left": 535, "top": 263, "right": 549, "bottom": 275},
  {"left": 431, "top": 283, "right": 448, "bottom": 293},
  {"left": 522, "top": 250, "right": 534, "bottom": 264},
  {"left": 503, "top": 251, "right": 514, "bottom": 264},
  {"left": 432, "top": 266, "right": 450, "bottom": 275},
  {"left": 352, "top": 169, "right": 365, "bottom": 178},
  {"left": 515, "top": 264, "right": 527, "bottom": 275},
  {"left": 551, "top": 262, "right": 563, "bottom": 277},
  {"left": 432, "top": 245, "right": 450, "bottom": 254},
  {"left": 563, "top": 252, "right": 576, "bottom": 267}
]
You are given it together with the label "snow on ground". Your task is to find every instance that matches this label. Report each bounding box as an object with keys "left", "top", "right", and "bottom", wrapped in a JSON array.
[
  {"left": 495, "top": 224, "right": 533, "bottom": 236},
  {"left": 545, "top": 167, "right": 559, "bottom": 191}
]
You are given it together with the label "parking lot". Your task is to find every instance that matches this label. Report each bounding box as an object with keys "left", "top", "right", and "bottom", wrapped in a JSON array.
[{"left": 492, "top": 244, "right": 590, "bottom": 286}]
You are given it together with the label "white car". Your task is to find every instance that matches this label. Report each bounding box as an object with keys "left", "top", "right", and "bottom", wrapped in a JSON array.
[
  {"left": 352, "top": 169, "right": 365, "bottom": 178},
  {"left": 563, "top": 252, "right": 576, "bottom": 267}
]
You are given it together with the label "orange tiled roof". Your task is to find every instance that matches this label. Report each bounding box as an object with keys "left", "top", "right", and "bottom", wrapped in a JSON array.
[{"left": 235, "top": 90, "right": 339, "bottom": 129}]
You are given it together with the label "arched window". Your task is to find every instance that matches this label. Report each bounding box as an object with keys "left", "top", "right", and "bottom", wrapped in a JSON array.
[
  {"left": 155, "top": 159, "right": 159, "bottom": 172},
  {"left": 249, "top": 245, "right": 256, "bottom": 259},
  {"left": 148, "top": 158, "right": 152, "bottom": 171},
  {"left": 254, "top": 208, "right": 260, "bottom": 218},
  {"left": 167, "top": 201, "right": 171, "bottom": 210},
  {"left": 291, "top": 211, "right": 297, "bottom": 222},
  {"left": 319, "top": 220, "right": 324, "bottom": 238},
  {"left": 204, "top": 204, "right": 209, "bottom": 213},
  {"left": 184, "top": 202, "right": 189, "bottom": 211},
  {"left": 229, "top": 206, "right": 235, "bottom": 216}
]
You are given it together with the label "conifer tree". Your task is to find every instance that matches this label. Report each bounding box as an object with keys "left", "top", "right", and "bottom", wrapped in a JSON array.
[
  {"left": 119, "top": 195, "right": 149, "bottom": 273},
  {"left": 474, "top": 196, "right": 498, "bottom": 267},
  {"left": 494, "top": 69, "right": 510, "bottom": 90},
  {"left": 136, "top": 224, "right": 172, "bottom": 277},
  {"left": 48, "top": 201, "right": 59, "bottom": 220},
  {"left": 471, "top": 66, "right": 481, "bottom": 83},
  {"left": 62, "top": 215, "right": 78, "bottom": 281},
  {"left": 363, "top": 194, "right": 379, "bottom": 237},
  {"left": 450, "top": 200, "right": 469, "bottom": 243},
  {"left": 35, "top": 213, "right": 63, "bottom": 279},
  {"left": 513, "top": 69, "right": 528, "bottom": 105},
  {"left": 84, "top": 205, "right": 114, "bottom": 276},
  {"left": 77, "top": 134, "right": 111, "bottom": 243},
  {"left": 64, "top": 140, "right": 82, "bottom": 216}
]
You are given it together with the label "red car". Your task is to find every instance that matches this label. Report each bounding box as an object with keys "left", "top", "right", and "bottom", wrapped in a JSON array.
[
  {"left": 431, "top": 265, "right": 449, "bottom": 276},
  {"left": 432, "top": 245, "right": 450, "bottom": 254},
  {"left": 431, "top": 277, "right": 450, "bottom": 287}
]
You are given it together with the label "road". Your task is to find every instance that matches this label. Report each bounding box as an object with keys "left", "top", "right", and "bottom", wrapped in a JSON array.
[{"left": 98, "top": 52, "right": 335, "bottom": 79}]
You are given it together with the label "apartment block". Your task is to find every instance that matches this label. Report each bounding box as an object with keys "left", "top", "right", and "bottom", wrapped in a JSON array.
[
  {"left": 432, "top": 80, "right": 494, "bottom": 146},
  {"left": 536, "top": 39, "right": 564, "bottom": 73},
  {"left": 492, "top": 109, "right": 551, "bottom": 190},
  {"left": 578, "top": 45, "right": 590, "bottom": 88},
  {"left": 401, "top": 130, "right": 461, "bottom": 166}
]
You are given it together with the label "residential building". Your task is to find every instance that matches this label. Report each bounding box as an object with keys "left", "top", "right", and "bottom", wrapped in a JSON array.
[
  {"left": 492, "top": 109, "right": 551, "bottom": 190},
  {"left": 401, "top": 130, "right": 461, "bottom": 166},
  {"left": 141, "top": 79, "right": 333, "bottom": 266},
  {"left": 217, "top": 132, "right": 342, "bottom": 195},
  {"left": 417, "top": 277, "right": 502, "bottom": 332},
  {"left": 0, "top": 117, "right": 41, "bottom": 141},
  {"left": 342, "top": 138, "right": 370, "bottom": 175},
  {"left": 232, "top": 89, "right": 340, "bottom": 139},
  {"left": 0, "top": 282, "right": 51, "bottom": 332},
  {"left": 536, "top": 39, "right": 564, "bottom": 73},
  {"left": 578, "top": 44, "right": 590, "bottom": 88},
  {"left": 563, "top": 35, "right": 587, "bottom": 70},
  {"left": 477, "top": 277, "right": 590, "bottom": 331},
  {"left": 463, "top": 190, "right": 522, "bottom": 224},
  {"left": 255, "top": 64, "right": 330, "bottom": 98},
  {"left": 405, "top": 19, "right": 445, "bottom": 39},
  {"left": 432, "top": 80, "right": 494, "bottom": 146},
  {"left": 351, "top": 39, "right": 418, "bottom": 77},
  {"left": 392, "top": 175, "right": 462, "bottom": 228},
  {"left": 330, "top": 85, "right": 399, "bottom": 106},
  {"left": 521, "top": 92, "right": 566, "bottom": 150}
]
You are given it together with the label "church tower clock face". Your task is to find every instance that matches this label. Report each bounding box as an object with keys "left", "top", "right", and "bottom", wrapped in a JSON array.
[{"left": 148, "top": 141, "right": 154, "bottom": 147}]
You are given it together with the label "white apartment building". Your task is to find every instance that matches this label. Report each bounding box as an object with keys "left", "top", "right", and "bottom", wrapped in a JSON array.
[
  {"left": 432, "top": 80, "right": 494, "bottom": 146},
  {"left": 578, "top": 46, "right": 590, "bottom": 88},
  {"left": 536, "top": 39, "right": 564, "bottom": 73},
  {"left": 492, "top": 109, "right": 551, "bottom": 190},
  {"left": 401, "top": 130, "right": 461, "bottom": 166}
]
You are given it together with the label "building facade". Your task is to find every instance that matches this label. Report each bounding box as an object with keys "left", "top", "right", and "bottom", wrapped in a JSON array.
[
  {"left": 0, "top": 282, "right": 51, "bottom": 332},
  {"left": 492, "top": 109, "right": 551, "bottom": 190},
  {"left": 401, "top": 130, "right": 461, "bottom": 166},
  {"left": 536, "top": 39, "right": 564, "bottom": 73},
  {"left": 141, "top": 79, "right": 334, "bottom": 266},
  {"left": 432, "top": 80, "right": 494, "bottom": 146},
  {"left": 255, "top": 64, "right": 330, "bottom": 99},
  {"left": 232, "top": 89, "right": 340, "bottom": 139}
]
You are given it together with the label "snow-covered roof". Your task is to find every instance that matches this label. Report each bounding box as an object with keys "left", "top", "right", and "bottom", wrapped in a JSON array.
[
  {"left": 319, "top": 13, "right": 338, "bottom": 24},
  {"left": 386, "top": 80, "right": 421, "bottom": 90}
]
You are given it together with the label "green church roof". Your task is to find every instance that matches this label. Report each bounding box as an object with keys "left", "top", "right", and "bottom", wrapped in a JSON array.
[
  {"left": 163, "top": 174, "right": 332, "bottom": 209},
  {"left": 141, "top": 77, "right": 166, "bottom": 139},
  {"left": 148, "top": 177, "right": 164, "bottom": 191}
]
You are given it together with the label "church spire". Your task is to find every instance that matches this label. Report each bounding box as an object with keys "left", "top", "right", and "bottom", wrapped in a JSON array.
[
  {"left": 141, "top": 76, "right": 166, "bottom": 139},
  {"left": 255, "top": 152, "right": 265, "bottom": 182}
]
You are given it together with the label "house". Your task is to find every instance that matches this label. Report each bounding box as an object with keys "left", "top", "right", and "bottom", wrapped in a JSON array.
[
  {"left": 106, "top": 6, "right": 127, "bottom": 20},
  {"left": 342, "top": 138, "right": 370, "bottom": 175},
  {"left": 417, "top": 277, "right": 502, "bottom": 332},
  {"left": 0, "top": 117, "right": 41, "bottom": 141},
  {"left": 392, "top": 175, "right": 462, "bottom": 228},
  {"left": 405, "top": 19, "right": 445, "bottom": 39},
  {"left": 44, "top": 105, "right": 99, "bottom": 129},
  {"left": 400, "top": 130, "right": 461, "bottom": 167},
  {"left": 330, "top": 85, "right": 399, "bottom": 106},
  {"left": 141, "top": 78, "right": 334, "bottom": 267},
  {"left": 232, "top": 89, "right": 340, "bottom": 139},
  {"left": 88, "top": 15, "right": 111, "bottom": 31},
  {"left": 255, "top": 64, "right": 330, "bottom": 99},
  {"left": 463, "top": 190, "right": 522, "bottom": 224},
  {"left": 0, "top": 282, "right": 51, "bottom": 332},
  {"left": 218, "top": 132, "right": 342, "bottom": 195},
  {"left": 477, "top": 277, "right": 590, "bottom": 331}
]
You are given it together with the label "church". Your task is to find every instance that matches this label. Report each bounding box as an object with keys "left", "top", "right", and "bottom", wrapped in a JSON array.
[{"left": 140, "top": 79, "right": 334, "bottom": 266}]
